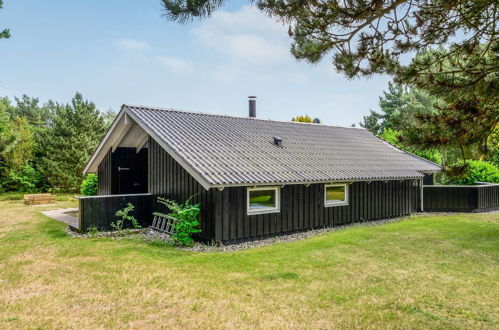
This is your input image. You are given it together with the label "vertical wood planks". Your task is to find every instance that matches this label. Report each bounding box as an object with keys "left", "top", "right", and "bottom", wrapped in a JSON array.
[{"left": 423, "top": 184, "right": 498, "bottom": 212}]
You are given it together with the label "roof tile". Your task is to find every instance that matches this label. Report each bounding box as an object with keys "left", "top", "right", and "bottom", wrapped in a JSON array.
[{"left": 126, "top": 105, "right": 440, "bottom": 186}]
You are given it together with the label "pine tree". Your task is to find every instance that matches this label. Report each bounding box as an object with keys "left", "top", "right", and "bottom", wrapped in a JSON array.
[
  {"left": 41, "top": 93, "right": 107, "bottom": 192},
  {"left": 164, "top": 1, "right": 497, "bottom": 152},
  {"left": 161, "top": 0, "right": 497, "bottom": 83},
  {"left": 10, "top": 95, "right": 55, "bottom": 128},
  {"left": 399, "top": 46, "right": 498, "bottom": 163},
  {"left": 359, "top": 110, "right": 383, "bottom": 135},
  {"left": 360, "top": 82, "right": 440, "bottom": 134},
  {"left": 0, "top": 0, "right": 9, "bottom": 39}
]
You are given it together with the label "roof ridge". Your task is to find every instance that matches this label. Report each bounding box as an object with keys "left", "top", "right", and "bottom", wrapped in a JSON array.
[{"left": 122, "top": 104, "right": 367, "bottom": 130}]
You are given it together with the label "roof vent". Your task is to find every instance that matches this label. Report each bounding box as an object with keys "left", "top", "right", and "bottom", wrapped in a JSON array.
[
  {"left": 248, "top": 96, "right": 256, "bottom": 118},
  {"left": 273, "top": 136, "right": 283, "bottom": 147},
  {"left": 313, "top": 118, "right": 321, "bottom": 124}
]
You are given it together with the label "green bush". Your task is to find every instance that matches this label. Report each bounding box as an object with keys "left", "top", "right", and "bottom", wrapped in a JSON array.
[
  {"left": 156, "top": 197, "right": 201, "bottom": 246},
  {"left": 80, "top": 174, "right": 98, "bottom": 196},
  {"left": 7, "top": 164, "right": 42, "bottom": 193},
  {"left": 450, "top": 160, "right": 499, "bottom": 185}
]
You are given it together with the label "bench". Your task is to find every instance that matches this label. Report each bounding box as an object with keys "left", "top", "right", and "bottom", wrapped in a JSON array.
[{"left": 24, "top": 193, "right": 56, "bottom": 205}]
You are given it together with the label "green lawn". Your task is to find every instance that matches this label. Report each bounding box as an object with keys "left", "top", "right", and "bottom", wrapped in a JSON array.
[{"left": 0, "top": 196, "right": 497, "bottom": 328}]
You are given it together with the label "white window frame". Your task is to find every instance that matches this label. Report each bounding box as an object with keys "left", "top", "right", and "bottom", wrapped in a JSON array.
[
  {"left": 247, "top": 186, "right": 281, "bottom": 215},
  {"left": 324, "top": 183, "right": 349, "bottom": 207}
]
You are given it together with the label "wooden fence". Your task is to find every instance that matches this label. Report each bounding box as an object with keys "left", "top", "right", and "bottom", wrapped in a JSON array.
[
  {"left": 77, "top": 193, "right": 152, "bottom": 232},
  {"left": 423, "top": 183, "right": 499, "bottom": 212}
]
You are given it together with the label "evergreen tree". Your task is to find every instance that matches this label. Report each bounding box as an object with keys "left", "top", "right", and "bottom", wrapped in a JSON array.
[
  {"left": 360, "top": 82, "right": 440, "bottom": 135},
  {"left": 359, "top": 110, "right": 383, "bottom": 135},
  {"left": 360, "top": 82, "right": 408, "bottom": 134},
  {"left": 377, "top": 82, "right": 406, "bottom": 131},
  {"left": 0, "top": 0, "right": 9, "bottom": 39},
  {"left": 10, "top": 95, "right": 55, "bottom": 127},
  {"left": 41, "top": 93, "right": 107, "bottom": 192},
  {"left": 161, "top": 0, "right": 497, "bottom": 85},
  {"left": 397, "top": 46, "right": 498, "bottom": 161}
]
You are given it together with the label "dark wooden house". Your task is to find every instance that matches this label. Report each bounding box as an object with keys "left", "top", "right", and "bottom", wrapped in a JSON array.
[{"left": 83, "top": 100, "right": 441, "bottom": 242}]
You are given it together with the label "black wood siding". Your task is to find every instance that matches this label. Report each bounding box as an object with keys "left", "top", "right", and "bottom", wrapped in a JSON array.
[
  {"left": 213, "top": 180, "right": 420, "bottom": 242},
  {"left": 424, "top": 184, "right": 499, "bottom": 212},
  {"left": 147, "top": 137, "right": 422, "bottom": 242},
  {"left": 97, "top": 148, "right": 112, "bottom": 195},
  {"left": 78, "top": 193, "right": 152, "bottom": 231},
  {"left": 148, "top": 137, "right": 216, "bottom": 240}
]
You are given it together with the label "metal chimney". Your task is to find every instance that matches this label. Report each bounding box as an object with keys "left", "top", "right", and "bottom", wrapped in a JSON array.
[
  {"left": 273, "top": 136, "right": 283, "bottom": 147},
  {"left": 248, "top": 96, "right": 256, "bottom": 118}
]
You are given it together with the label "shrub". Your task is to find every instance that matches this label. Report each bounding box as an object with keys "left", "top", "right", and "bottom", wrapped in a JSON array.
[
  {"left": 449, "top": 160, "right": 499, "bottom": 185},
  {"left": 111, "top": 203, "right": 140, "bottom": 231},
  {"left": 86, "top": 225, "right": 100, "bottom": 236},
  {"left": 6, "top": 164, "right": 41, "bottom": 193},
  {"left": 156, "top": 197, "right": 201, "bottom": 246},
  {"left": 80, "top": 174, "right": 98, "bottom": 196}
]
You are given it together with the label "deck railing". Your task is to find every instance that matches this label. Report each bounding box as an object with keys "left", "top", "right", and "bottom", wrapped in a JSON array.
[
  {"left": 423, "top": 183, "right": 499, "bottom": 212},
  {"left": 76, "top": 193, "right": 152, "bottom": 232}
]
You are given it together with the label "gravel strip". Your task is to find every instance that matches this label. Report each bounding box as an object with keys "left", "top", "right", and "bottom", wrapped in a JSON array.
[
  {"left": 185, "top": 210, "right": 498, "bottom": 252},
  {"left": 185, "top": 216, "right": 412, "bottom": 253},
  {"left": 67, "top": 228, "right": 144, "bottom": 239},
  {"left": 67, "top": 210, "right": 498, "bottom": 252},
  {"left": 416, "top": 209, "right": 499, "bottom": 216}
]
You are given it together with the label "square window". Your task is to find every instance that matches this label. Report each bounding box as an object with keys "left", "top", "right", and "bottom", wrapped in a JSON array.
[
  {"left": 247, "top": 187, "right": 280, "bottom": 215},
  {"left": 325, "top": 184, "right": 349, "bottom": 206}
]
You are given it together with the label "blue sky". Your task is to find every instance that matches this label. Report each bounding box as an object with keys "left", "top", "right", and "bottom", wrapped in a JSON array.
[{"left": 0, "top": 0, "right": 391, "bottom": 126}]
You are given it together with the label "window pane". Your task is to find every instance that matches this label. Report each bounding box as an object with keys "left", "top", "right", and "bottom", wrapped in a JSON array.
[
  {"left": 326, "top": 186, "right": 345, "bottom": 203},
  {"left": 249, "top": 189, "right": 276, "bottom": 209}
]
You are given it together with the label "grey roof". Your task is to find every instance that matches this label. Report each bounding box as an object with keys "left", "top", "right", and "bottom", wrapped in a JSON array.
[{"left": 125, "top": 105, "right": 441, "bottom": 187}]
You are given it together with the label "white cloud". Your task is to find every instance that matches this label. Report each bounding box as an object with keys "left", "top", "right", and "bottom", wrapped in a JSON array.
[
  {"left": 157, "top": 56, "right": 194, "bottom": 73},
  {"left": 227, "top": 34, "right": 288, "bottom": 62},
  {"left": 118, "top": 38, "right": 150, "bottom": 50},
  {"left": 192, "top": 5, "right": 289, "bottom": 63}
]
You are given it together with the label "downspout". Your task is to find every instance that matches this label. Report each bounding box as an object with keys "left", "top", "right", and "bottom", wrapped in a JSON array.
[{"left": 420, "top": 178, "right": 424, "bottom": 212}]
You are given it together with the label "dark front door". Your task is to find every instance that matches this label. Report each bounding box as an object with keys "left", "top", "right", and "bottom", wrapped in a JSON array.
[
  {"left": 118, "top": 166, "right": 133, "bottom": 193},
  {"left": 112, "top": 148, "right": 148, "bottom": 194}
]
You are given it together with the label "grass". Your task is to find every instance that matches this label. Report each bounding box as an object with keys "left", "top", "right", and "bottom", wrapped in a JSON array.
[{"left": 0, "top": 195, "right": 497, "bottom": 328}]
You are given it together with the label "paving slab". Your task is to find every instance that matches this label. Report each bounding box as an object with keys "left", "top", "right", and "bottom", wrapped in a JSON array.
[{"left": 41, "top": 208, "right": 79, "bottom": 230}]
